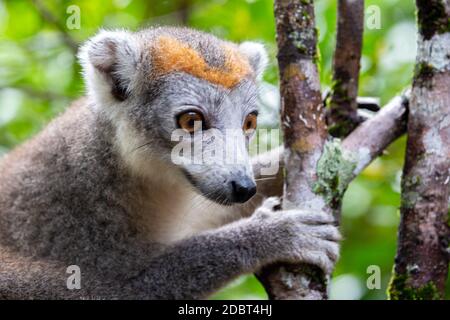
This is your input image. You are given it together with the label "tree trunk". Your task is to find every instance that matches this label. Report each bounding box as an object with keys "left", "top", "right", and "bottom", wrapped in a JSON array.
[
  {"left": 389, "top": 0, "right": 450, "bottom": 300},
  {"left": 257, "top": 0, "right": 330, "bottom": 300}
]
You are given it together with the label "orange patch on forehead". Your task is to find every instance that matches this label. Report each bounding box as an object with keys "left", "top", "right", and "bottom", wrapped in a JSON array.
[{"left": 151, "top": 36, "right": 252, "bottom": 88}]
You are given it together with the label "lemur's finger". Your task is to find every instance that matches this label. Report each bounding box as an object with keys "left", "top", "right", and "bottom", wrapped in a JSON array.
[
  {"left": 325, "top": 241, "right": 340, "bottom": 262},
  {"left": 300, "top": 251, "right": 335, "bottom": 275},
  {"left": 302, "top": 236, "right": 340, "bottom": 263},
  {"left": 305, "top": 225, "right": 342, "bottom": 241},
  {"left": 261, "top": 197, "right": 280, "bottom": 210},
  {"left": 284, "top": 209, "right": 335, "bottom": 225}
]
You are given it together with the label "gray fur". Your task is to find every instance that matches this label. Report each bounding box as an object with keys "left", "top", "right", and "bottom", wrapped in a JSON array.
[{"left": 0, "top": 27, "right": 339, "bottom": 299}]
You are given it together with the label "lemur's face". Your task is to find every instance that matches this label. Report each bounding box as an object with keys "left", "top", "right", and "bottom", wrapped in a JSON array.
[
  {"left": 80, "top": 28, "right": 268, "bottom": 205},
  {"left": 149, "top": 75, "right": 259, "bottom": 205}
]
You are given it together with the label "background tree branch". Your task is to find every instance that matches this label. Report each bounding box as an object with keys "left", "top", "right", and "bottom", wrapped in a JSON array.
[
  {"left": 327, "top": 0, "right": 365, "bottom": 137},
  {"left": 32, "top": 0, "right": 79, "bottom": 54},
  {"left": 342, "top": 92, "right": 409, "bottom": 180}
]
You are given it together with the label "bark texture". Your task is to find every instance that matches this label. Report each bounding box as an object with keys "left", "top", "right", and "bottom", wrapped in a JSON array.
[
  {"left": 342, "top": 93, "right": 409, "bottom": 179},
  {"left": 389, "top": 0, "right": 450, "bottom": 300},
  {"left": 257, "top": 0, "right": 329, "bottom": 300},
  {"left": 327, "top": 0, "right": 365, "bottom": 137}
]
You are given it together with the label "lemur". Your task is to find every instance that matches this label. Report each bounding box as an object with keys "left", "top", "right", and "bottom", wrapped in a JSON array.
[{"left": 0, "top": 27, "right": 340, "bottom": 299}]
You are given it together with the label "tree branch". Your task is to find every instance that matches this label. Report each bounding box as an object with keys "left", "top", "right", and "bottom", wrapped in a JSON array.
[
  {"left": 342, "top": 92, "right": 409, "bottom": 179},
  {"left": 32, "top": 0, "right": 79, "bottom": 54},
  {"left": 389, "top": 0, "right": 450, "bottom": 300},
  {"left": 327, "top": 0, "right": 365, "bottom": 137},
  {"left": 257, "top": 0, "right": 330, "bottom": 300},
  {"left": 253, "top": 93, "right": 408, "bottom": 202}
]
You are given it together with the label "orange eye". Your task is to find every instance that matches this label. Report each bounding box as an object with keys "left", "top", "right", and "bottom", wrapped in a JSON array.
[
  {"left": 177, "top": 111, "right": 204, "bottom": 133},
  {"left": 243, "top": 113, "right": 257, "bottom": 135}
]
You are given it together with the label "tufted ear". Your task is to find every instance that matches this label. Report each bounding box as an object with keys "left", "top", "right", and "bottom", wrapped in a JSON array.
[
  {"left": 239, "top": 41, "right": 268, "bottom": 80},
  {"left": 79, "top": 30, "right": 140, "bottom": 102}
]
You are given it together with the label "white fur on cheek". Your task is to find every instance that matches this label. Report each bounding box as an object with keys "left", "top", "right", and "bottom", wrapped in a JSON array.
[{"left": 113, "top": 116, "right": 241, "bottom": 244}]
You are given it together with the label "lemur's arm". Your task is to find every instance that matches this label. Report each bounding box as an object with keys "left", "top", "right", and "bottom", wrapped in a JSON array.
[
  {"left": 0, "top": 248, "right": 81, "bottom": 299},
  {"left": 125, "top": 197, "right": 339, "bottom": 299},
  {"left": 1, "top": 197, "right": 338, "bottom": 300}
]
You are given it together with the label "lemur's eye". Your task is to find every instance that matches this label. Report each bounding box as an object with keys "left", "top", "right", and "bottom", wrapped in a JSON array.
[
  {"left": 243, "top": 112, "right": 257, "bottom": 135},
  {"left": 177, "top": 111, "right": 204, "bottom": 133}
]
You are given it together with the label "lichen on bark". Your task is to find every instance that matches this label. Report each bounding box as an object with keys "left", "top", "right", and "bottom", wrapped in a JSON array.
[
  {"left": 388, "top": 272, "right": 442, "bottom": 300},
  {"left": 313, "top": 139, "right": 357, "bottom": 207},
  {"left": 413, "top": 62, "right": 437, "bottom": 89},
  {"left": 416, "top": 0, "right": 450, "bottom": 39},
  {"left": 400, "top": 175, "right": 421, "bottom": 209}
]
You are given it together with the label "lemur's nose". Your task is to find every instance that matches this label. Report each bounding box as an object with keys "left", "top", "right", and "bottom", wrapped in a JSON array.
[{"left": 230, "top": 177, "right": 256, "bottom": 203}]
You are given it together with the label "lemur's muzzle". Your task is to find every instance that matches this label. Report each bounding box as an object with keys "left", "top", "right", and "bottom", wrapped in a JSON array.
[{"left": 230, "top": 176, "right": 256, "bottom": 203}]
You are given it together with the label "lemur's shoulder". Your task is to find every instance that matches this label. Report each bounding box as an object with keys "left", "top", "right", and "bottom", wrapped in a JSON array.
[{"left": 0, "top": 97, "right": 95, "bottom": 174}]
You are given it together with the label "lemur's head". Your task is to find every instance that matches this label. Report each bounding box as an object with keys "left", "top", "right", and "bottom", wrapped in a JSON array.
[{"left": 79, "top": 27, "right": 268, "bottom": 205}]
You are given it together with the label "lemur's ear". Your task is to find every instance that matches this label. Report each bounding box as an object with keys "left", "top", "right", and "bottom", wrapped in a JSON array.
[
  {"left": 79, "top": 30, "right": 140, "bottom": 101},
  {"left": 239, "top": 42, "right": 268, "bottom": 80}
]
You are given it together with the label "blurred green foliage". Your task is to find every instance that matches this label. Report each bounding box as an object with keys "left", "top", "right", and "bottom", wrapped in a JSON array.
[{"left": 0, "top": 0, "right": 448, "bottom": 299}]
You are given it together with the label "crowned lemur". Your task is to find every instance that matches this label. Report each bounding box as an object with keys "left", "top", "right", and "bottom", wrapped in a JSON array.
[{"left": 0, "top": 27, "right": 340, "bottom": 299}]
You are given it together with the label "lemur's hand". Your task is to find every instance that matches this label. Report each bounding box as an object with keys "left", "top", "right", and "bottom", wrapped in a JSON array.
[{"left": 251, "top": 197, "right": 341, "bottom": 274}]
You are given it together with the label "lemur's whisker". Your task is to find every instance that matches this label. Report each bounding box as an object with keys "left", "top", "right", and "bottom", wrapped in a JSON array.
[
  {"left": 254, "top": 177, "right": 277, "bottom": 181},
  {"left": 130, "top": 142, "right": 152, "bottom": 153}
]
